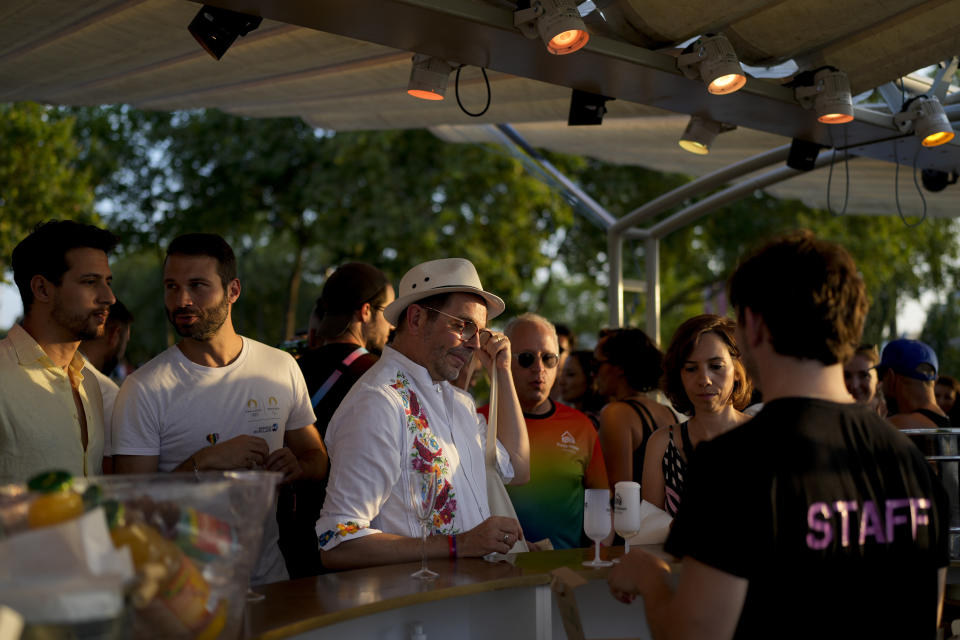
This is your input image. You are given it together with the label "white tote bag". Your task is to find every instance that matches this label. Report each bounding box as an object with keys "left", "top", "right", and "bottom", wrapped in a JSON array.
[{"left": 485, "top": 367, "right": 529, "bottom": 554}]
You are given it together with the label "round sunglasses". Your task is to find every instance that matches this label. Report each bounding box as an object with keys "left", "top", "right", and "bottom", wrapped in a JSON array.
[{"left": 514, "top": 351, "right": 560, "bottom": 369}]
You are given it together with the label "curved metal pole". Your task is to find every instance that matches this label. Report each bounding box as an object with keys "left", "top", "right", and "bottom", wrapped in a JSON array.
[
  {"left": 607, "top": 143, "right": 793, "bottom": 333},
  {"left": 649, "top": 150, "right": 841, "bottom": 239},
  {"left": 641, "top": 150, "right": 844, "bottom": 335},
  {"left": 607, "top": 232, "right": 623, "bottom": 328},
  {"left": 645, "top": 236, "right": 660, "bottom": 343},
  {"left": 610, "top": 144, "right": 792, "bottom": 234}
]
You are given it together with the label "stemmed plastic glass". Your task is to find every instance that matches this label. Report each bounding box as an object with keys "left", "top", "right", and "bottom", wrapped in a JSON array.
[
  {"left": 410, "top": 467, "right": 439, "bottom": 580},
  {"left": 613, "top": 481, "right": 642, "bottom": 563},
  {"left": 582, "top": 488, "right": 614, "bottom": 567}
]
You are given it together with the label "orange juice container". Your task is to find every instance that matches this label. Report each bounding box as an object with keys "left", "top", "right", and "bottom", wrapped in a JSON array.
[
  {"left": 26, "top": 470, "right": 84, "bottom": 529},
  {"left": 108, "top": 503, "right": 227, "bottom": 639}
]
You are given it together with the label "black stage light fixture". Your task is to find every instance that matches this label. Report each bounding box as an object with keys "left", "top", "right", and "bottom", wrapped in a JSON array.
[
  {"left": 921, "top": 169, "right": 959, "bottom": 193},
  {"left": 786, "top": 138, "right": 826, "bottom": 171},
  {"left": 189, "top": 5, "right": 263, "bottom": 60},
  {"left": 568, "top": 89, "right": 613, "bottom": 126}
]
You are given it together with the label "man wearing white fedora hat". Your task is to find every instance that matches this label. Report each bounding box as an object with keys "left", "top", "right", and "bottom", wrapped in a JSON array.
[{"left": 318, "top": 258, "right": 530, "bottom": 570}]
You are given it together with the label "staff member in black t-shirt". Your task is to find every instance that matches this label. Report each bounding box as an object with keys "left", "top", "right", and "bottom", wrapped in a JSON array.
[
  {"left": 608, "top": 231, "right": 949, "bottom": 639},
  {"left": 279, "top": 262, "right": 395, "bottom": 578}
]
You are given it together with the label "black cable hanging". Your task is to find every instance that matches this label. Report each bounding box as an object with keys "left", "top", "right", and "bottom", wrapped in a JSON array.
[
  {"left": 892, "top": 73, "right": 927, "bottom": 227},
  {"left": 825, "top": 126, "right": 850, "bottom": 216},
  {"left": 455, "top": 65, "right": 491, "bottom": 118},
  {"left": 893, "top": 140, "right": 928, "bottom": 227}
]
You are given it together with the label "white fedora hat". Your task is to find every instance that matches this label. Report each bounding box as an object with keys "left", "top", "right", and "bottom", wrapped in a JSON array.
[{"left": 383, "top": 258, "right": 505, "bottom": 326}]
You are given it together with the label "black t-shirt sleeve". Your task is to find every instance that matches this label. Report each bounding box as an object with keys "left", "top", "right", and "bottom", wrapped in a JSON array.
[{"left": 664, "top": 431, "right": 762, "bottom": 579}]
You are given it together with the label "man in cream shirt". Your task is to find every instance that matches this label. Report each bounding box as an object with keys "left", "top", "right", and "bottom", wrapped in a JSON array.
[{"left": 0, "top": 220, "right": 118, "bottom": 483}]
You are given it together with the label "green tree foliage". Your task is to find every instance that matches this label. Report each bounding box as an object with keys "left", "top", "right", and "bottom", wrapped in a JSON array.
[
  {"left": 921, "top": 293, "right": 960, "bottom": 379},
  {"left": 553, "top": 154, "right": 960, "bottom": 348},
  {"left": 12, "top": 102, "right": 957, "bottom": 367},
  {"left": 0, "top": 103, "right": 97, "bottom": 275},
  {"left": 61, "top": 108, "right": 572, "bottom": 350}
]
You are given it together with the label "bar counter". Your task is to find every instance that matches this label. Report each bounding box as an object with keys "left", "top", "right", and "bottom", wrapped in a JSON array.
[{"left": 245, "top": 546, "right": 673, "bottom": 640}]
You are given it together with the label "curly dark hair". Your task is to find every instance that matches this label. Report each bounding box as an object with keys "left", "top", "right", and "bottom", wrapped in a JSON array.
[
  {"left": 728, "top": 230, "right": 868, "bottom": 365},
  {"left": 661, "top": 314, "right": 752, "bottom": 416},
  {"left": 596, "top": 327, "right": 663, "bottom": 392}
]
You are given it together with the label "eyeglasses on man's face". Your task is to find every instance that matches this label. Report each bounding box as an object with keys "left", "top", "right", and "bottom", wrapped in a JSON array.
[
  {"left": 514, "top": 351, "right": 560, "bottom": 369},
  {"left": 420, "top": 305, "right": 484, "bottom": 342}
]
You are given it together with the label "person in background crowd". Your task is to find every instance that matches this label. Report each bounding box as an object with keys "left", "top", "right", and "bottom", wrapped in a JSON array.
[
  {"left": 79, "top": 300, "right": 134, "bottom": 473},
  {"left": 549, "top": 323, "right": 575, "bottom": 402},
  {"left": 936, "top": 375, "right": 960, "bottom": 422},
  {"left": 642, "top": 314, "right": 751, "bottom": 517},
  {"left": 317, "top": 258, "right": 529, "bottom": 570},
  {"left": 558, "top": 349, "right": 605, "bottom": 427},
  {"left": 479, "top": 314, "right": 608, "bottom": 549},
  {"left": 881, "top": 339, "right": 949, "bottom": 444},
  {"left": 112, "top": 233, "right": 328, "bottom": 585},
  {"left": 279, "top": 262, "right": 394, "bottom": 578},
  {"left": 0, "top": 220, "right": 117, "bottom": 484},
  {"left": 843, "top": 343, "right": 886, "bottom": 417},
  {"left": 880, "top": 339, "right": 958, "bottom": 557},
  {"left": 608, "top": 231, "right": 948, "bottom": 639},
  {"left": 595, "top": 328, "right": 676, "bottom": 489}
]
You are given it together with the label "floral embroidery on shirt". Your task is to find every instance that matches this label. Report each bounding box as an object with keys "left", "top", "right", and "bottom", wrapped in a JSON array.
[
  {"left": 317, "top": 520, "right": 365, "bottom": 547},
  {"left": 391, "top": 371, "right": 458, "bottom": 535}
]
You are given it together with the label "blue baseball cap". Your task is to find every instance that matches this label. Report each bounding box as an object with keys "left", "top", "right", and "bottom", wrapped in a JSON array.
[{"left": 879, "top": 339, "right": 938, "bottom": 381}]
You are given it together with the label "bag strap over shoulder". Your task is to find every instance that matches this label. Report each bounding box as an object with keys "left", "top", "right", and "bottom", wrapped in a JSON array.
[{"left": 310, "top": 347, "right": 368, "bottom": 409}]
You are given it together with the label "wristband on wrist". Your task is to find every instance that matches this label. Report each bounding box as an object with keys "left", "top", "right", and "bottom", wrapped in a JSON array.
[{"left": 448, "top": 534, "right": 457, "bottom": 559}]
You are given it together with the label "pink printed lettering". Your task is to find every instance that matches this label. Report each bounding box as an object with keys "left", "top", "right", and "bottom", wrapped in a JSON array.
[
  {"left": 806, "top": 502, "right": 832, "bottom": 550},
  {"left": 914, "top": 498, "right": 931, "bottom": 529},
  {"left": 807, "top": 497, "right": 932, "bottom": 550},
  {"left": 884, "top": 499, "right": 911, "bottom": 542},
  {"left": 832, "top": 500, "right": 858, "bottom": 548},
  {"left": 858, "top": 501, "right": 886, "bottom": 545}
]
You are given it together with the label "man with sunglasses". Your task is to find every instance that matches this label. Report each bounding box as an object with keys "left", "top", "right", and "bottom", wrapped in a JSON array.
[
  {"left": 479, "top": 313, "right": 608, "bottom": 549},
  {"left": 318, "top": 258, "right": 530, "bottom": 570},
  {"left": 279, "top": 262, "right": 395, "bottom": 578}
]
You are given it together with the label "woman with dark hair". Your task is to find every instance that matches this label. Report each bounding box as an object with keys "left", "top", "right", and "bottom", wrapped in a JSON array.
[
  {"left": 642, "top": 314, "right": 752, "bottom": 517},
  {"left": 843, "top": 343, "right": 886, "bottom": 417},
  {"left": 558, "top": 350, "right": 605, "bottom": 427},
  {"left": 595, "top": 328, "right": 677, "bottom": 489},
  {"left": 936, "top": 375, "right": 960, "bottom": 423}
]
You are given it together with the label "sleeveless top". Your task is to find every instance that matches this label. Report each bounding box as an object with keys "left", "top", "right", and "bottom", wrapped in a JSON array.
[
  {"left": 662, "top": 422, "right": 695, "bottom": 518},
  {"left": 908, "top": 408, "right": 951, "bottom": 458},
  {"left": 624, "top": 399, "right": 659, "bottom": 485}
]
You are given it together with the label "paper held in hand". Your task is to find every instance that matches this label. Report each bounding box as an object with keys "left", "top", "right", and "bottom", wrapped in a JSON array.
[{"left": 627, "top": 500, "right": 674, "bottom": 545}]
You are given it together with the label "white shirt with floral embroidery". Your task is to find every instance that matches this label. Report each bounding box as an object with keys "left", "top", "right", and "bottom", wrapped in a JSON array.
[{"left": 317, "top": 346, "right": 514, "bottom": 550}]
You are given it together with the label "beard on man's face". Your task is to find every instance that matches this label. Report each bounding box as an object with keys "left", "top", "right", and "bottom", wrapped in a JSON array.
[
  {"left": 167, "top": 294, "right": 229, "bottom": 341},
  {"left": 52, "top": 301, "right": 107, "bottom": 341}
]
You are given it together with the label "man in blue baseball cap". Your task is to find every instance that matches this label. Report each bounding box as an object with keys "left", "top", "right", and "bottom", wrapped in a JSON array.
[
  {"left": 880, "top": 338, "right": 947, "bottom": 433},
  {"left": 881, "top": 338, "right": 958, "bottom": 559}
]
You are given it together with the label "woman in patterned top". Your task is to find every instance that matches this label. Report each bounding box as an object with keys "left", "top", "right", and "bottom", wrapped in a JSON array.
[{"left": 641, "top": 315, "right": 753, "bottom": 517}]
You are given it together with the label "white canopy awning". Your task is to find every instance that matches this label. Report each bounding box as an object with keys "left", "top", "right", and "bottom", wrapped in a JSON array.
[{"left": 0, "top": 0, "right": 958, "bottom": 216}]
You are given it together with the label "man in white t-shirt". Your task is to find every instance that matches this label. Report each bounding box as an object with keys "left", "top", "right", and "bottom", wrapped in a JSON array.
[{"left": 113, "top": 233, "right": 328, "bottom": 585}]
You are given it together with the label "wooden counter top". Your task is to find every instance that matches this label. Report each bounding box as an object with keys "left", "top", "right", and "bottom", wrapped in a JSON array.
[{"left": 245, "top": 545, "right": 672, "bottom": 639}]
